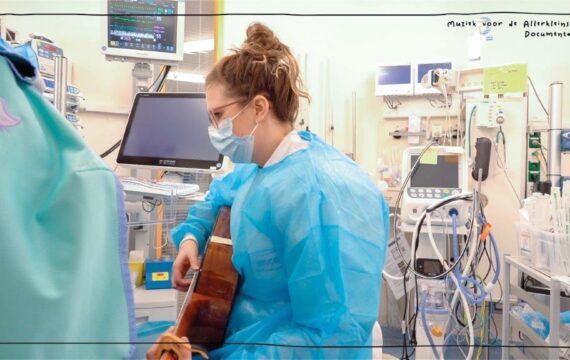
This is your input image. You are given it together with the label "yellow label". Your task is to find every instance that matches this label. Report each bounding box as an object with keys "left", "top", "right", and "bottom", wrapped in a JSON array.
[
  {"left": 152, "top": 272, "right": 169, "bottom": 282},
  {"left": 483, "top": 64, "right": 528, "bottom": 95},
  {"left": 420, "top": 148, "right": 438, "bottom": 165}
]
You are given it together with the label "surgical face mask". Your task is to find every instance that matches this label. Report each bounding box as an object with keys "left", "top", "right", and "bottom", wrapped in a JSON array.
[{"left": 208, "top": 103, "right": 260, "bottom": 163}]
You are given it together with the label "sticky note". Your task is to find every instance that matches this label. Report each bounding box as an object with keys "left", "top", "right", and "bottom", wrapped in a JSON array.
[
  {"left": 420, "top": 149, "right": 438, "bottom": 165},
  {"left": 483, "top": 64, "right": 528, "bottom": 95}
]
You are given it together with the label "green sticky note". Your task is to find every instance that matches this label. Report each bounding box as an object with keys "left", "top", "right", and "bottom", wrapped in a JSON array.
[
  {"left": 483, "top": 64, "right": 528, "bottom": 95},
  {"left": 420, "top": 148, "right": 438, "bottom": 165}
]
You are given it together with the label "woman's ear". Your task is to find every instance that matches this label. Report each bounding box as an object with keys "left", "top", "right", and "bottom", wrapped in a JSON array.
[{"left": 253, "top": 94, "right": 271, "bottom": 121}]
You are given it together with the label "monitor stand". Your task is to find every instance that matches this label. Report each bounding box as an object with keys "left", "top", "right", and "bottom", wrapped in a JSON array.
[{"left": 132, "top": 62, "right": 153, "bottom": 95}]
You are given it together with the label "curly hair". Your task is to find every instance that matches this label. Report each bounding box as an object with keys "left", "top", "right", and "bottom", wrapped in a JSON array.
[{"left": 206, "top": 22, "right": 311, "bottom": 124}]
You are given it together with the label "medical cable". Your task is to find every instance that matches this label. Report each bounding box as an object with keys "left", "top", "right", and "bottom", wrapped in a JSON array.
[
  {"left": 100, "top": 139, "right": 122, "bottom": 159},
  {"left": 100, "top": 66, "right": 170, "bottom": 159},
  {"left": 495, "top": 126, "right": 507, "bottom": 169},
  {"left": 451, "top": 212, "right": 488, "bottom": 305},
  {"left": 538, "top": 144, "right": 549, "bottom": 173},
  {"left": 449, "top": 190, "right": 482, "bottom": 311},
  {"left": 401, "top": 267, "right": 412, "bottom": 360},
  {"left": 492, "top": 142, "right": 523, "bottom": 207},
  {"left": 450, "top": 208, "right": 501, "bottom": 324},
  {"left": 404, "top": 194, "right": 476, "bottom": 358},
  {"left": 426, "top": 211, "right": 475, "bottom": 360},
  {"left": 408, "top": 193, "right": 475, "bottom": 279},
  {"left": 528, "top": 75, "right": 549, "bottom": 117}
]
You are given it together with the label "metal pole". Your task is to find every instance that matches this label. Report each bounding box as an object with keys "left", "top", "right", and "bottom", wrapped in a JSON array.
[
  {"left": 53, "top": 55, "right": 68, "bottom": 115},
  {"left": 548, "top": 82, "right": 563, "bottom": 187},
  {"left": 550, "top": 278, "right": 561, "bottom": 360}
]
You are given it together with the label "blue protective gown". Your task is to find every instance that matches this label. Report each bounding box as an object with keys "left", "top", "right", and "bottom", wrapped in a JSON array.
[{"left": 172, "top": 131, "right": 389, "bottom": 359}]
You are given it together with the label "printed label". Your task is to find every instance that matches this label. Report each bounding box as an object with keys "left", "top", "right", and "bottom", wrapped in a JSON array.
[{"left": 151, "top": 272, "right": 169, "bottom": 282}]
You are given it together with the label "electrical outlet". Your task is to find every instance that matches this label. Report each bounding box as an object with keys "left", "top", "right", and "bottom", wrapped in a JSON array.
[{"left": 408, "top": 115, "right": 421, "bottom": 144}]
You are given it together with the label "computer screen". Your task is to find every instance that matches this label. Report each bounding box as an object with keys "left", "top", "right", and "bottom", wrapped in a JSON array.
[
  {"left": 410, "top": 155, "right": 459, "bottom": 188},
  {"left": 375, "top": 64, "right": 413, "bottom": 96},
  {"left": 377, "top": 65, "right": 412, "bottom": 85},
  {"left": 117, "top": 93, "right": 223, "bottom": 171},
  {"left": 102, "top": 0, "right": 185, "bottom": 64}
]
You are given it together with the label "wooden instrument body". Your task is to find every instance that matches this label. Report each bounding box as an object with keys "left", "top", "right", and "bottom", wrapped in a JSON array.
[{"left": 173, "top": 206, "right": 238, "bottom": 354}]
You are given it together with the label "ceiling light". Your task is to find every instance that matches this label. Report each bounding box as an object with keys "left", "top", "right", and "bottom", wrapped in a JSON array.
[
  {"left": 183, "top": 39, "right": 214, "bottom": 54},
  {"left": 167, "top": 71, "right": 205, "bottom": 84}
]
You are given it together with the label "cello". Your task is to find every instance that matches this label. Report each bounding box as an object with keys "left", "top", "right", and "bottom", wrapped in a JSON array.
[{"left": 156, "top": 206, "right": 239, "bottom": 359}]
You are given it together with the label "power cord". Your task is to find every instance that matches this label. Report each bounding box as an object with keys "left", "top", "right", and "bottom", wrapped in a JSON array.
[
  {"left": 100, "top": 65, "right": 171, "bottom": 159},
  {"left": 528, "top": 75, "right": 549, "bottom": 117}
]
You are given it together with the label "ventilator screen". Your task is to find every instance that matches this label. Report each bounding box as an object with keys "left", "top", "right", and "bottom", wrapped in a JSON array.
[{"left": 410, "top": 155, "right": 459, "bottom": 188}]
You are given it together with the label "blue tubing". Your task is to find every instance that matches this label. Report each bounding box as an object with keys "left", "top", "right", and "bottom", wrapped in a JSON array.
[{"left": 451, "top": 214, "right": 487, "bottom": 305}]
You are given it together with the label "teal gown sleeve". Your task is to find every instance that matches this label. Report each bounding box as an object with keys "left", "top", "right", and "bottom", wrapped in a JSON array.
[
  {"left": 0, "top": 38, "right": 135, "bottom": 359},
  {"left": 171, "top": 164, "right": 256, "bottom": 252},
  {"left": 220, "top": 176, "right": 389, "bottom": 359}
]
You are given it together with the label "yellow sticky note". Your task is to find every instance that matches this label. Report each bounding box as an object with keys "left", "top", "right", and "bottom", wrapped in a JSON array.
[
  {"left": 420, "top": 149, "right": 438, "bottom": 165},
  {"left": 483, "top": 64, "right": 528, "bottom": 95}
]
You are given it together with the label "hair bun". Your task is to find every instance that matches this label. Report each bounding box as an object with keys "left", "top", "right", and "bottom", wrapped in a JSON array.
[
  {"left": 244, "top": 22, "right": 281, "bottom": 51},
  {"left": 206, "top": 22, "right": 310, "bottom": 124}
]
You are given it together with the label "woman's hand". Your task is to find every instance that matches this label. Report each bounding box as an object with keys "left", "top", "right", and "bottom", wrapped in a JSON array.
[{"left": 172, "top": 239, "right": 200, "bottom": 292}]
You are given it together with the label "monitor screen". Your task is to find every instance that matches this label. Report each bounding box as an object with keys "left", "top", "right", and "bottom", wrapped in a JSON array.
[
  {"left": 108, "top": 0, "right": 178, "bottom": 54},
  {"left": 103, "top": 0, "right": 184, "bottom": 63},
  {"left": 410, "top": 154, "right": 459, "bottom": 188},
  {"left": 117, "top": 93, "right": 223, "bottom": 171},
  {"left": 417, "top": 62, "right": 453, "bottom": 83},
  {"left": 377, "top": 65, "right": 411, "bottom": 85}
]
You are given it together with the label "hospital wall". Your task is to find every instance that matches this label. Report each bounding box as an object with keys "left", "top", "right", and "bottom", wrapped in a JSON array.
[{"left": 221, "top": 0, "right": 570, "bottom": 176}]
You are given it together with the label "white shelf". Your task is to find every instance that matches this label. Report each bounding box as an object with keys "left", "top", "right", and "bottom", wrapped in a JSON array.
[
  {"left": 502, "top": 255, "right": 566, "bottom": 360},
  {"left": 134, "top": 286, "right": 177, "bottom": 308},
  {"left": 133, "top": 286, "right": 177, "bottom": 323},
  {"left": 82, "top": 102, "right": 130, "bottom": 115},
  {"left": 383, "top": 108, "right": 459, "bottom": 120}
]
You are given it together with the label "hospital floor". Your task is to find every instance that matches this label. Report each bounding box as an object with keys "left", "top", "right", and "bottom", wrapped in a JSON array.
[{"left": 381, "top": 326, "right": 503, "bottom": 359}]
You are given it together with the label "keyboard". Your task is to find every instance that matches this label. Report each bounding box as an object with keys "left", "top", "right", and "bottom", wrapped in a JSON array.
[{"left": 121, "top": 178, "right": 200, "bottom": 197}]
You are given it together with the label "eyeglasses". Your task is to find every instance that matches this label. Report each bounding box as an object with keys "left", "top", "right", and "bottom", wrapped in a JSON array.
[{"left": 208, "top": 100, "right": 244, "bottom": 129}]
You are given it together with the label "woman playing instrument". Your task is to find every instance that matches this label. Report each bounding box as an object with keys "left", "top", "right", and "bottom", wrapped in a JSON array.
[{"left": 148, "top": 22, "right": 389, "bottom": 359}]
